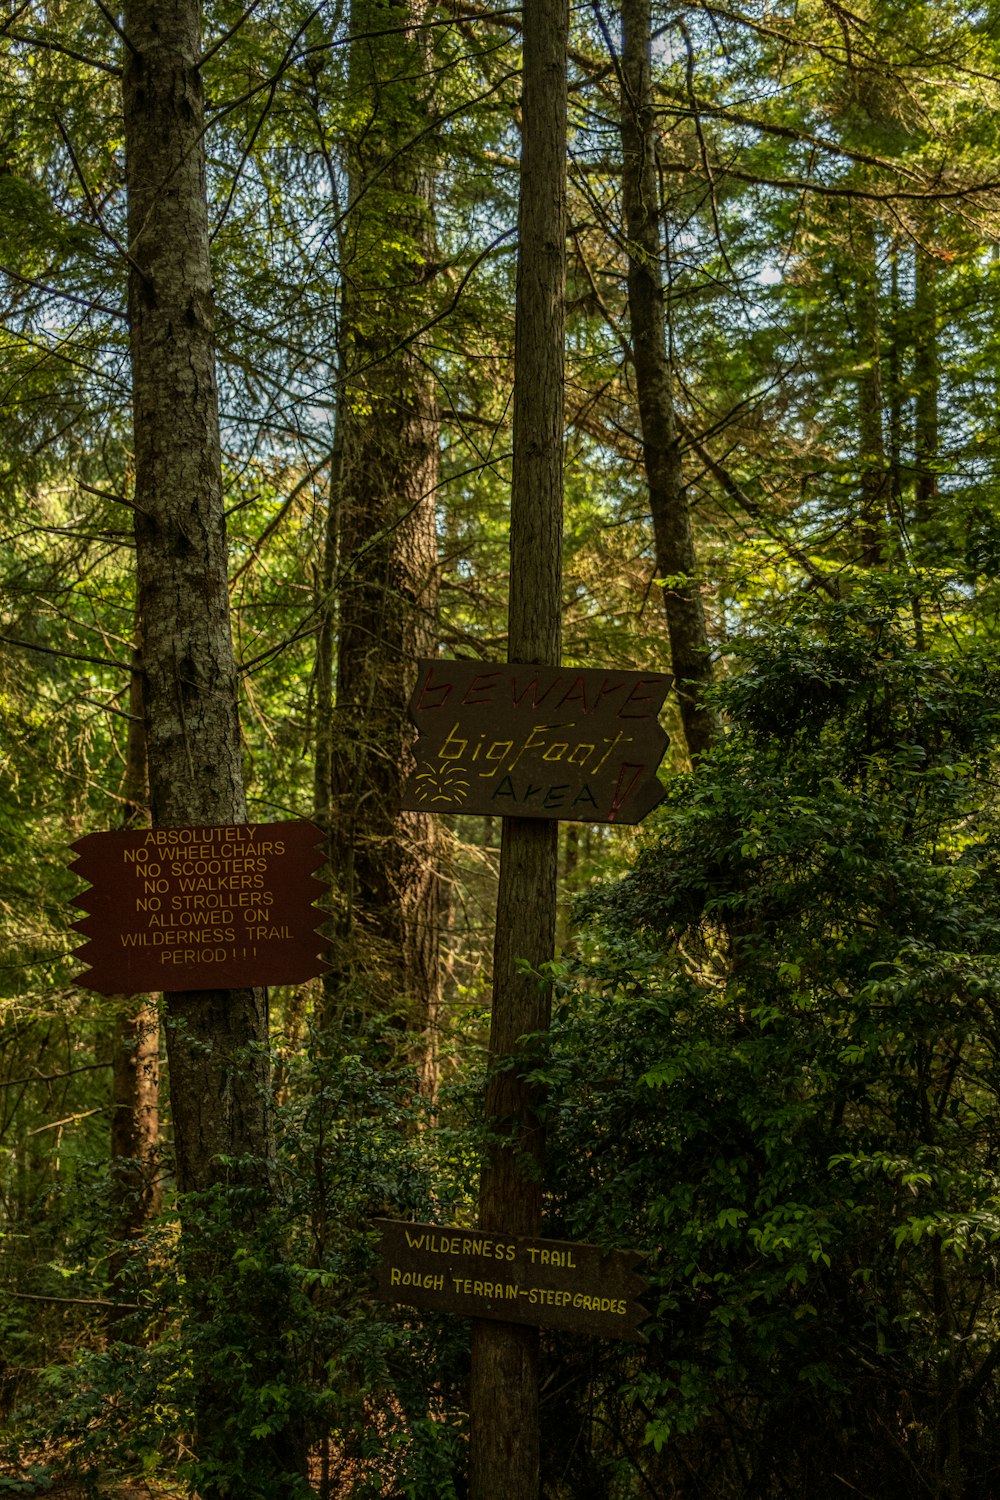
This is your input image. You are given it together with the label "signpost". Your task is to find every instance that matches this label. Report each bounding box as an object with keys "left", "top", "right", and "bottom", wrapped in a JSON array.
[
  {"left": 375, "top": 1218, "right": 648, "bottom": 1343},
  {"left": 402, "top": 659, "right": 672, "bottom": 823},
  {"left": 70, "top": 819, "right": 327, "bottom": 993}
]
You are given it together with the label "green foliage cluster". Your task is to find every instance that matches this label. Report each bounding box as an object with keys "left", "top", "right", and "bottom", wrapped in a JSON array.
[
  {"left": 536, "top": 590, "right": 1000, "bottom": 1496},
  {"left": 2, "top": 1020, "right": 474, "bottom": 1498}
]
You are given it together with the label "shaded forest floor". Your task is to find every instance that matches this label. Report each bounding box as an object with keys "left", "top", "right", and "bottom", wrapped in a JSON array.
[{"left": 4, "top": 1485, "right": 185, "bottom": 1499}]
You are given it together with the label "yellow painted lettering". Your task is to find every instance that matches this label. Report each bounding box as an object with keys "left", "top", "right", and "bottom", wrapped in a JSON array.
[
  {"left": 438, "top": 723, "right": 467, "bottom": 760},
  {"left": 478, "top": 740, "right": 513, "bottom": 777}
]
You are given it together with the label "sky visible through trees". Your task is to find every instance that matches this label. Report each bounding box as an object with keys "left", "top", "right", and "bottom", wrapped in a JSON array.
[{"left": 4, "top": 0, "right": 1000, "bottom": 1495}]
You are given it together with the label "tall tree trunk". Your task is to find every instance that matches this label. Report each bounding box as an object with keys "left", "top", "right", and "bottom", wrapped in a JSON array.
[
  {"left": 853, "top": 213, "right": 886, "bottom": 568},
  {"left": 912, "top": 246, "right": 939, "bottom": 648},
  {"left": 914, "top": 247, "right": 939, "bottom": 533},
  {"left": 887, "top": 241, "right": 906, "bottom": 545},
  {"left": 620, "top": 0, "right": 716, "bottom": 761},
  {"left": 468, "top": 0, "right": 567, "bottom": 1493},
  {"left": 122, "top": 2, "right": 306, "bottom": 1487},
  {"left": 324, "top": 0, "right": 442, "bottom": 1095},
  {"left": 107, "top": 636, "right": 160, "bottom": 1324}
]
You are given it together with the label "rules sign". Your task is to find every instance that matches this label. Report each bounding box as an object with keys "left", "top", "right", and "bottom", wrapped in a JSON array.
[
  {"left": 70, "top": 819, "right": 327, "bottom": 994},
  {"left": 401, "top": 660, "right": 672, "bottom": 824}
]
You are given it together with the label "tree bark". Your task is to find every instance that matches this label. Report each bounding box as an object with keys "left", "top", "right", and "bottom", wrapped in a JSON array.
[
  {"left": 887, "top": 241, "right": 906, "bottom": 544},
  {"left": 620, "top": 0, "right": 717, "bottom": 762},
  {"left": 468, "top": 0, "right": 567, "bottom": 1493},
  {"left": 914, "top": 246, "right": 939, "bottom": 533},
  {"left": 122, "top": 2, "right": 306, "bottom": 1487},
  {"left": 107, "top": 637, "right": 160, "bottom": 1325},
  {"left": 324, "top": 0, "right": 442, "bottom": 1095},
  {"left": 911, "top": 245, "right": 939, "bottom": 648},
  {"left": 123, "top": 0, "right": 273, "bottom": 1201},
  {"left": 853, "top": 213, "right": 886, "bottom": 568}
]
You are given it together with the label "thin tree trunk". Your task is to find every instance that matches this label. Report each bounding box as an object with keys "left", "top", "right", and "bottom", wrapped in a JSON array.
[
  {"left": 887, "top": 242, "right": 906, "bottom": 542},
  {"left": 325, "top": 0, "right": 442, "bottom": 1095},
  {"left": 853, "top": 213, "right": 886, "bottom": 568},
  {"left": 912, "top": 246, "right": 939, "bottom": 648},
  {"left": 914, "top": 247, "right": 939, "bottom": 533},
  {"left": 620, "top": 0, "right": 716, "bottom": 761},
  {"left": 107, "top": 637, "right": 160, "bottom": 1325},
  {"left": 313, "top": 403, "right": 343, "bottom": 1058},
  {"left": 122, "top": 2, "right": 306, "bottom": 1487},
  {"left": 468, "top": 0, "right": 567, "bottom": 1493}
]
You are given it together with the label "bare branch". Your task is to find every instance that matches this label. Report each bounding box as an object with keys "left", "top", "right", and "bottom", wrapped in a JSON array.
[
  {"left": 0, "top": 264, "right": 125, "bottom": 321},
  {"left": 0, "top": 26, "right": 120, "bottom": 75},
  {"left": 0, "top": 634, "right": 134, "bottom": 674},
  {"left": 7, "top": 1291, "right": 140, "bottom": 1310},
  {"left": 0, "top": 1061, "right": 113, "bottom": 1089},
  {"left": 53, "top": 114, "right": 142, "bottom": 272},
  {"left": 92, "top": 0, "right": 139, "bottom": 56}
]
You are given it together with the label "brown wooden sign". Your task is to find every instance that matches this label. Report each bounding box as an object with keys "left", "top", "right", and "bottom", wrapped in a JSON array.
[
  {"left": 374, "top": 1218, "right": 648, "bottom": 1342},
  {"left": 401, "top": 660, "right": 672, "bottom": 824},
  {"left": 70, "top": 819, "right": 328, "bottom": 994}
]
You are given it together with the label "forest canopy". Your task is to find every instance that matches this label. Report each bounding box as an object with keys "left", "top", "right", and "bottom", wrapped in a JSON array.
[{"left": 3, "top": 0, "right": 1000, "bottom": 1496}]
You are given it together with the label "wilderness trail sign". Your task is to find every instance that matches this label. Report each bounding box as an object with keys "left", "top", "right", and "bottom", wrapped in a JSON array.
[
  {"left": 401, "top": 660, "right": 672, "bottom": 824},
  {"left": 70, "top": 819, "right": 327, "bottom": 993},
  {"left": 374, "top": 1218, "right": 648, "bottom": 1342}
]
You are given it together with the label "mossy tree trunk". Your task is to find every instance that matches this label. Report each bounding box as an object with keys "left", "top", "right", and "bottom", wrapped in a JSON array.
[
  {"left": 122, "top": 2, "right": 307, "bottom": 1487},
  {"left": 323, "top": 0, "right": 442, "bottom": 1094}
]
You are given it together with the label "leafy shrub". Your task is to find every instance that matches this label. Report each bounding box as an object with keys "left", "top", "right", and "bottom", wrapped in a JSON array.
[{"left": 537, "top": 594, "right": 1000, "bottom": 1498}]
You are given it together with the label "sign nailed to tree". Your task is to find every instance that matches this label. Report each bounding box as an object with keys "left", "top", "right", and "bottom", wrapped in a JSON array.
[
  {"left": 401, "top": 660, "right": 672, "bottom": 824},
  {"left": 374, "top": 1218, "right": 648, "bottom": 1342},
  {"left": 70, "top": 820, "right": 327, "bottom": 994}
]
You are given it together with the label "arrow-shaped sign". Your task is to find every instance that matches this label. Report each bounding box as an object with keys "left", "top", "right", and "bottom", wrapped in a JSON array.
[
  {"left": 374, "top": 1218, "right": 649, "bottom": 1342},
  {"left": 401, "top": 660, "right": 672, "bottom": 824}
]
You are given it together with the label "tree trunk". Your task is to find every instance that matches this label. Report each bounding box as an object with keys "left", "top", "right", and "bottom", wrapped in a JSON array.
[
  {"left": 887, "top": 241, "right": 906, "bottom": 543},
  {"left": 123, "top": 0, "right": 272, "bottom": 1202},
  {"left": 107, "top": 637, "right": 160, "bottom": 1325},
  {"left": 914, "top": 246, "right": 939, "bottom": 533},
  {"left": 468, "top": 0, "right": 567, "bottom": 1493},
  {"left": 912, "top": 246, "right": 939, "bottom": 648},
  {"left": 122, "top": 2, "right": 306, "bottom": 1487},
  {"left": 853, "top": 213, "right": 886, "bottom": 568},
  {"left": 620, "top": 0, "right": 716, "bottom": 762},
  {"left": 324, "top": 0, "right": 442, "bottom": 1095}
]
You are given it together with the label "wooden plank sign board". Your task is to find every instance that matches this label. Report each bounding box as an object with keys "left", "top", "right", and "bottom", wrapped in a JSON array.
[
  {"left": 70, "top": 819, "right": 328, "bottom": 993},
  {"left": 374, "top": 1218, "right": 648, "bottom": 1342},
  {"left": 401, "top": 660, "right": 672, "bottom": 824}
]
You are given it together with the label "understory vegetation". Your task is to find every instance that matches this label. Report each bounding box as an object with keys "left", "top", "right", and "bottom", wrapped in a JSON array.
[{"left": 5, "top": 0, "right": 1000, "bottom": 1496}]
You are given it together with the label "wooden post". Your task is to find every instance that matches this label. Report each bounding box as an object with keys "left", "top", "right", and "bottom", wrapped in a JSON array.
[{"left": 467, "top": 0, "right": 567, "bottom": 1494}]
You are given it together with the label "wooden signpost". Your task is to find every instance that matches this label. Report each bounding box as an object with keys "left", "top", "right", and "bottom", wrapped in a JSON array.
[
  {"left": 375, "top": 1218, "right": 648, "bottom": 1343},
  {"left": 70, "top": 819, "right": 327, "bottom": 993},
  {"left": 402, "top": 659, "right": 672, "bottom": 824}
]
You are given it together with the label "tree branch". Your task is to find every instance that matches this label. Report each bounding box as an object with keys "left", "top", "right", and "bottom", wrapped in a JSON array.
[{"left": 0, "top": 634, "right": 134, "bottom": 674}]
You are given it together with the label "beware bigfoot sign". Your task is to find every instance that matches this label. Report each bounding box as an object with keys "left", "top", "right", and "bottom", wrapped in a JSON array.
[{"left": 402, "top": 660, "right": 672, "bottom": 824}]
